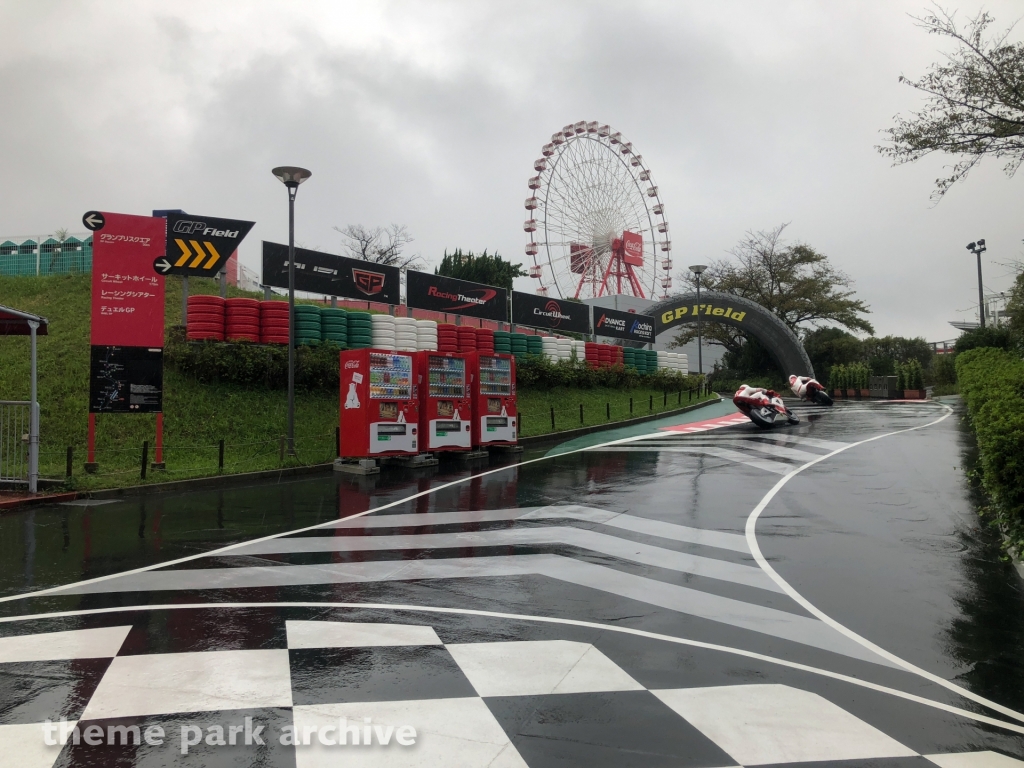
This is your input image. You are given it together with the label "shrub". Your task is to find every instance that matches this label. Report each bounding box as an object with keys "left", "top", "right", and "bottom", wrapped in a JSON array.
[
  {"left": 828, "top": 364, "right": 847, "bottom": 390},
  {"left": 514, "top": 354, "right": 702, "bottom": 392},
  {"left": 957, "top": 348, "right": 1024, "bottom": 551}
]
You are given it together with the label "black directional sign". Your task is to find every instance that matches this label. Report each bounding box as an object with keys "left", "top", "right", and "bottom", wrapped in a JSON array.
[
  {"left": 155, "top": 213, "right": 255, "bottom": 277},
  {"left": 82, "top": 211, "right": 105, "bottom": 231},
  {"left": 89, "top": 345, "right": 163, "bottom": 414}
]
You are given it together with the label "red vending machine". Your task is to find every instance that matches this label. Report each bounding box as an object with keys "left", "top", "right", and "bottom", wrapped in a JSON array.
[
  {"left": 417, "top": 352, "right": 473, "bottom": 451},
  {"left": 339, "top": 349, "right": 419, "bottom": 458},
  {"left": 469, "top": 353, "right": 518, "bottom": 447}
]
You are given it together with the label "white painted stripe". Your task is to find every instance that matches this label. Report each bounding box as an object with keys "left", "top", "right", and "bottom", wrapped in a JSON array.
[
  {"left": 230, "top": 527, "right": 777, "bottom": 591},
  {"left": 0, "top": 601, "right": 1021, "bottom": 736},
  {"left": 590, "top": 446, "right": 794, "bottom": 475},
  {"left": 638, "top": 440, "right": 823, "bottom": 463}
]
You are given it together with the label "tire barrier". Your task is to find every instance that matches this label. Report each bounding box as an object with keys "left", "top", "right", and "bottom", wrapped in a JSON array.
[{"left": 648, "top": 290, "right": 814, "bottom": 378}]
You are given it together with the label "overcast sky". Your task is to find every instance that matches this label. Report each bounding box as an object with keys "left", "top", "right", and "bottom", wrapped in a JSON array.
[{"left": 2, "top": 1, "right": 1023, "bottom": 341}]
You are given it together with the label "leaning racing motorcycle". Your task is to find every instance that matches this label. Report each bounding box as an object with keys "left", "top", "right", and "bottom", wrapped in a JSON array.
[
  {"left": 733, "top": 384, "right": 800, "bottom": 429},
  {"left": 788, "top": 374, "right": 833, "bottom": 406}
]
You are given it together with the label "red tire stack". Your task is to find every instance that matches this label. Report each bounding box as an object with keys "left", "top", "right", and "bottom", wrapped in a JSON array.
[
  {"left": 475, "top": 327, "right": 495, "bottom": 354},
  {"left": 613, "top": 346, "right": 624, "bottom": 366},
  {"left": 598, "top": 344, "right": 614, "bottom": 368},
  {"left": 225, "top": 298, "right": 260, "bottom": 342},
  {"left": 186, "top": 295, "right": 225, "bottom": 341},
  {"left": 260, "top": 300, "right": 290, "bottom": 345},
  {"left": 585, "top": 342, "right": 600, "bottom": 369},
  {"left": 457, "top": 325, "right": 478, "bottom": 353},
  {"left": 437, "top": 324, "right": 459, "bottom": 353}
]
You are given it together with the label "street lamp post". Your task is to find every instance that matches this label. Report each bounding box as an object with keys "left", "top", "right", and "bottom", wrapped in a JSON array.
[
  {"left": 689, "top": 264, "right": 708, "bottom": 376},
  {"left": 966, "top": 239, "right": 987, "bottom": 329},
  {"left": 272, "top": 166, "right": 312, "bottom": 456}
]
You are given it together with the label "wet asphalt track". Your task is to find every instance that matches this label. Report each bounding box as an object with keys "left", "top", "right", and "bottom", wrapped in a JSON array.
[{"left": 1, "top": 398, "right": 1024, "bottom": 767}]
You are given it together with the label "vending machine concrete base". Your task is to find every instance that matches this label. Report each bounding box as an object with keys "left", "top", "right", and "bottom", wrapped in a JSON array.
[
  {"left": 469, "top": 352, "right": 517, "bottom": 447},
  {"left": 417, "top": 351, "right": 473, "bottom": 452},
  {"left": 339, "top": 349, "right": 419, "bottom": 458}
]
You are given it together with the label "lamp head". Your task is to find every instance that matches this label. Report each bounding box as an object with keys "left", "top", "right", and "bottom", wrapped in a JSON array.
[
  {"left": 272, "top": 166, "right": 312, "bottom": 189},
  {"left": 967, "top": 242, "right": 976, "bottom": 251},
  {"left": 689, "top": 264, "right": 708, "bottom": 275},
  {"left": 977, "top": 238, "right": 986, "bottom": 247}
]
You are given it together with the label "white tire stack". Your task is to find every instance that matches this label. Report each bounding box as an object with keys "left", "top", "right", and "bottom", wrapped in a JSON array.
[
  {"left": 415, "top": 319, "right": 438, "bottom": 351},
  {"left": 556, "top": 337, "right": 574, "bottom": 361},
  {"left": 370, "top": 314, "right": 397, "bottom": 351},
  {"left": 393, "top": 317, "right": 419, "bottom": 352},
  {"left": 571, "top": 339, "right": 586, "bottom": 361},
  {"left": 540, "top": 335, "right": 559, "bottom": 362}
]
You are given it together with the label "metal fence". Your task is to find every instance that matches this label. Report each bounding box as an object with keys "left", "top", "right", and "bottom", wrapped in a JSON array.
[
  {"left": 0, "top": 233, "right": 93, "bottom": 276},
  {"left": 0, "top": 401, "right": 30, "bottom": 484}
]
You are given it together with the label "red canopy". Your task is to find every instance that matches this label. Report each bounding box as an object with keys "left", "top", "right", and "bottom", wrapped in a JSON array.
[{"left": 0, "top": 304, "right": 48, "bottom": 336}]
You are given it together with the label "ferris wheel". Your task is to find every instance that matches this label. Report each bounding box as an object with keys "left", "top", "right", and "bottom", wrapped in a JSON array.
[{"left": 524, "top": 121, "right": 672, "bottom": 300}]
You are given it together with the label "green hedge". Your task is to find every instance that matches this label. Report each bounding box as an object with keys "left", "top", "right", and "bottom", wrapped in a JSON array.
[
  {"left": 957, "top": 347, "right": 1024, "bottom": 550},
  {"left": 514, "top": 354, "right": 702, "bottom": 392}
]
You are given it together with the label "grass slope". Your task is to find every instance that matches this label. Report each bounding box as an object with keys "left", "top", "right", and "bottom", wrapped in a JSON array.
[{"left": 1, "top": 274, "right": 712, "bottom": 489}]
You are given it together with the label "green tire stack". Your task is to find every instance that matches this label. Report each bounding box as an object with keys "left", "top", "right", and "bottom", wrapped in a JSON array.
[
  {"left": 347, "top": 312, "right": 373, "bottom": 349},
  {"left": 645, "top": 349, "right": 658, "bottom": 374},
  {"left": 623, "top": 347, "right": 637, "bottom": 371},
  {"left": 294, "top": 305, "right": 322, "bottom": 347},
  {"left": 320, "top": 308, "right": 349, "bottom": 347},
  {"left": 510, "top": 333, "right": 529, "bottom": 361},
  {"left": 526, "top": 335, "right": 543, "bottom": 357},
  {"left": 493, "top": 331, "right": 512, "bottom": 355}
]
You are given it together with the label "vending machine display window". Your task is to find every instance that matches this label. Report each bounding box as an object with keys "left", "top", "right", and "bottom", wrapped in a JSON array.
[
  {"left": 370, "top": 353, "right": 412, "bottom": 400},
  {"left": 478, "top": 356, "right": 512, "bottom": 395},
  {"left": 427, "top": 355, "right": 465, "bottom": 398}
]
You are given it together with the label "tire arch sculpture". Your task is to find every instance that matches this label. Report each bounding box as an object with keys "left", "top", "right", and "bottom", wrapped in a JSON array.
[{"left": 648, "top": 290, "right": 815, "bottom": 378}]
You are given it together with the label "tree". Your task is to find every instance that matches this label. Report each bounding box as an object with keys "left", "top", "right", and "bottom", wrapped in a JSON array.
[
  {"left": 803, "top": 327, "right": 864, "bottom": 383},
  {"left": 435, "top": 249, "right": 527, "bottom": 291},
  {"left": 334, "top": 224, "right": 422, "bottom": 270},
  {"left": 670, "top": 224, "right": 874, "bottom": 358},
  {"left": 878, "top": 8, "right": 1024, "bottom": 200}
]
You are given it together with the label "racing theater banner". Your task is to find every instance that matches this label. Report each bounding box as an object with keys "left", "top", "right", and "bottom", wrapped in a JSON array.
[
  {"left": 593, "top": 306, "right": 656, "bottom": 344},
  {"left": 511, "top": 291, "right": 591, "bottom": 334},
  {"left": 406, "top": 271, "right": 508, "bottom": 322},
  {"left": 262, "top": 242, "right": 401, "bottom": 305}
]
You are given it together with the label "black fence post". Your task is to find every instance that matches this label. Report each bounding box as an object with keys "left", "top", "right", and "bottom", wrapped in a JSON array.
[
  {"left": 663, "top": 391, "right": 667, "bottom": 407},
  {"left": 678, "top": 390, "right": 681, "bottom": 404},
  {"left": 66, "top": 447, "right": 73, "bottom": 479},
  {"left": 218, "top": 439, "right": 225, "bottom": 472},
  {"left": 141, "top": 441, "right": 149, "bottom": 480},
  {"left": 649, "top": 395, "right": 653, "bottom": 411},
  {"left": 579, "top": 403, "right": 584, "bottom": 424},
  {"left": 689, "top": 388, "right": 692, "bottom": 402},
  {"left": 335, "top": 426, "right": 341, "bottom": 458},
  {"left": 279, "top": 436, "right": 285, "bottom": 463},
  {"left": 630, "top": 397, "right": 633, "bottom": 414},
  {"left": 606, "top": 402, "right": 610, "bottom": 420},
  {"left": 550, "top": 407, "right": 555, "bottom": 430}
]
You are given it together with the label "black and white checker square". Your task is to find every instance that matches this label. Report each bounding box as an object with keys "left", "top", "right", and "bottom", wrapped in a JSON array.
[{"left": 2, "top": 620, "right": 1024, "bottom": 768}]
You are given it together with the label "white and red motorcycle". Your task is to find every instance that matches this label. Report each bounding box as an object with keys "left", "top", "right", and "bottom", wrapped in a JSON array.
[
  {"left": 789, "top": 375, "right": 833, "bottom": 406},
  {"left": 733, "top": 384, "right": 800, "bottom": 429}
]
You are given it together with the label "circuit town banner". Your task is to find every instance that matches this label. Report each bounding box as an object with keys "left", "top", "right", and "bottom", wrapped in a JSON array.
[
  {"left": 511, "top": 291, "right": 590, "bottom": 334},
  {"left": 406, "top": 271, "right": 508, "bottom": 322},
  {"left": 262, "top": 242, "right": 401, "bottom": 305}
]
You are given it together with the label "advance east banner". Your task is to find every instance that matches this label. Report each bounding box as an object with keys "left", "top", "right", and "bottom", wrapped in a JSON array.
[
  {"left": 511, "top": 291, "right": 590, "bottom": 334},
  {"left": 90, "top": 212, "right": 166, "bottom": 347},
  {"left": 593, "top": 306, "right": 656, "bottom": 344},
  {"left": 406, "top": 271, "right": 508, "bottom": 322},
  {"left": 262, "top": 242, "right": 401, "bottom": 305}
]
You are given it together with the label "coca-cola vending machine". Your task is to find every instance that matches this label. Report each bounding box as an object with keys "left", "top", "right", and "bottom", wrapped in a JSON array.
[
  {"left": 417, "top": 351, "right": 473, "bottom": 452},
  {"left": 339, "top": 349, "right": 419, "bottom": 458},
  {"left": 469, "top": 353, "right": 517, "bottom": 447}
]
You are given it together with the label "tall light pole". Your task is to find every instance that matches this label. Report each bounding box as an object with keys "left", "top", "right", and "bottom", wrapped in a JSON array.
[
  {"left": 966, "top": 239, "right": 987, "bottom": 329},
  {"left": 272, "top": 166, "right": 312, "bottom": 455},
  {"left": 689, "top": 264, "right": 707, "bottom": 376}
]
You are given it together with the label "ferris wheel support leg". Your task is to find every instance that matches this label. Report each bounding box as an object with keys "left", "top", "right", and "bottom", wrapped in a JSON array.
[{"left": 625, "top": 263, "right": 646, "bottom": 299}]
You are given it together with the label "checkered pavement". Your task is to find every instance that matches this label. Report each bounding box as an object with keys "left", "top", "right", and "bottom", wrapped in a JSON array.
[{"left": 1, "top": 620, "right": 1020, "bottom": 767}]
